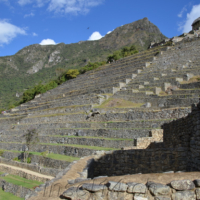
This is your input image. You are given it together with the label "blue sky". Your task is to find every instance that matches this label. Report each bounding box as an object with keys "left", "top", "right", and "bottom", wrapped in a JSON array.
[{"left": 0, "top": 0, "right": 200, "bottom": 56}]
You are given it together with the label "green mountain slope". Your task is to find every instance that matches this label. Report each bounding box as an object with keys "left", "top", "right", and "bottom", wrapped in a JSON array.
[{"left": 0, "top": 17, "right": 167, "bottom": 110}]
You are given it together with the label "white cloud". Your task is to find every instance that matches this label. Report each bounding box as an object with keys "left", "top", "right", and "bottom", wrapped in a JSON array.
[
  {"left": 88, "top": 31, "right": 103, "bottom": 41},
  {"left": 32, "top": 32, "right": 38, "bottom": 36},
  {"left": 107, "top": 31, "right": 112, "bottom": 34},
  {"left": 18, "top": 0, "right": 31, "bottom": 6},
  {"left": 40, "top": 38, "right": 56, "bottom": 45},
  {"left": 0, "top": 20, "right": 26, "bottom": 46},
  {"left": 18, "top": 0, "right": 47, "bottom": 7},
  {"left": 18, "top": 0, "right": 104, "bottom": 15},
  {"left": 179, "top": 4, "right": 200, "bottom": 33},
  {"left": 178, "top": 6, "right": 187, "bottom": 18},
  {"left": 24, "top": 12, "right": 35, "bottom": 18}
]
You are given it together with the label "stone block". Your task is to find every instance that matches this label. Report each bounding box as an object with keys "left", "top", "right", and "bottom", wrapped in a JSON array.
[
  {"left": 108, "top": 181, "right": 128, "bottom": 192},
  {"left": 172, "top": 191, "right": 196, "bottom": 200},
  {"left": 62, "top": 187, "right": 90, "bottom": 200},
  {"left": 132, "top": 89, "right": 139, "bottom": 93},
  {"left": 119, "top": 82, "right": 126, "bottom": 89},
  {"left": 126, "top": 79, "right": 132, "bottom": 84},
  {"left": 154, "top": 77, "right": 159, "bottom": 81},
  {"left": 175, "top": 78, "right": 183, "bottom": 82},
  {"left": 107, "top": 191, "right": 133, "bottom": 200},
  {"left": 82, "top": 183, "right": 106, "bottom": 192},
  {"left": 132, "top": 74, "right": 137, "bottom": 79},
  {"left": 196, "top": 188, "right": 200, "bottom": 199},
  {"left": 145, "top": 91, "right": 154, "bottom": 95},
  {"left": 144, "top": 82, "right": 149, "bottom": 85},
  {"left": 113, "top": 87, "right": 120, "bottom": 94},
  {"left": 171, "top": 180, "right": 195, "bottom": 190},
  {"left": 163, "top": 83, "right": 171, "bottom": 91},
  {"left": 127, "top": 182, "right": 147, "bottom": 194},
  {"left": 148, "top": 182, "right": 171, "bottom": 196},
  {"left": 139, "top": 85, "right": 144, "bottom": 89},
  {"left": 137, "top": 70, "right": 142, "bottom": 74},
  {"left": 154, "top": 197, "right": 171, "bottom": 200},
  {"left": 146, "top": 62, "right": 151, "bottom": 67},
  {"left": 154, "top": 87, "right": 162, "bottom": 95}
]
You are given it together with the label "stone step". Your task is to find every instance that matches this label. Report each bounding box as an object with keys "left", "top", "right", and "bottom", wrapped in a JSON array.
[{"left": 122, "top": 129, "right": 163, "bottom": 150}]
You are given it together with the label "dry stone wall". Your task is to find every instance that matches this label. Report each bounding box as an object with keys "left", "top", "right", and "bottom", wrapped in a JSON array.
[
  {"left": 62, "top": 179, "right": 200, "bottom": 200},
  {"left": 93, "top": 101, "right": 200, "bottom": 177}
]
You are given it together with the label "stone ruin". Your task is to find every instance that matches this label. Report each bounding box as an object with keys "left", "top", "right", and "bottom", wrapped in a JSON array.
[{"left": 0, "top": 36, "right": 200, "bottom": 199}]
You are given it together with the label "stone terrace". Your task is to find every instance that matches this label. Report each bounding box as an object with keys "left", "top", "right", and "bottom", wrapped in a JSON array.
[{"left": 0, "top": 37, "right": 200, "bottom": 199}]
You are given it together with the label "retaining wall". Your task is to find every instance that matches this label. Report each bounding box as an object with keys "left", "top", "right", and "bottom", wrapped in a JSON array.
[{"left": 93, "top": 101, "right": 200, "bottom": 177}]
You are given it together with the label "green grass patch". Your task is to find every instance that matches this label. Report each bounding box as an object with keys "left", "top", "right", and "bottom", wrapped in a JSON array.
[
  {"left": 0, "top": 188, "right": 23, "bottom": 200},
  {"left": 50, "top": 135, "right": 133, "bottom": 141},
  {"left": 0, "top": 172, "right": 43, "bottom": 189},
  {"left": 0, "top": 149, "right": 79, "bottom": 162},
  {"left": 39, "top": 143, "right": 119, "bottom": 151}
]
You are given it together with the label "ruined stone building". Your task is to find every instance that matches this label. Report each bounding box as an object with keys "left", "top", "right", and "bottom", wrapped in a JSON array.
[{"left": 192, "top": 17, "right": 200, "bottom": 30}]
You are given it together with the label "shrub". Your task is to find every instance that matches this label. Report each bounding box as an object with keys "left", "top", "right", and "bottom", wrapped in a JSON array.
[
  {"left": 0, "top": 150, "right": 4, "bottom": 156},
  {"left": 27, "top": 157, "right": 31, "bottom": 163},
  {"left": 41, "top": 151, "right": 49, "bottom": 158},
  {"left": 107, "top": 45, "right": 138, "bottom": 63},
  {"left": 66, "top": 69, "right": 79, "bottom": 79},
  {"left": 13, "top": 157, "right": 20, "bottom": 162}
]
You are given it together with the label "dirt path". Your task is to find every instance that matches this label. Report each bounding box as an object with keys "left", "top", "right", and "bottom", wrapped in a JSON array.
[{"left": 0, "top": 163, "right": 54, "bottom": 180}]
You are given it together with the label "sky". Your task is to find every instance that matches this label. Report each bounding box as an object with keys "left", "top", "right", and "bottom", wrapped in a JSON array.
[{"left": 0, "top": 0, "right": 200, "bottom": 56}]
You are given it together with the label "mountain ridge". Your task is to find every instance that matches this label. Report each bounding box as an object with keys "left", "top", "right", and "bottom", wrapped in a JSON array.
[{"left": 0, "top": 17, "right": 167, "bottom": 110}]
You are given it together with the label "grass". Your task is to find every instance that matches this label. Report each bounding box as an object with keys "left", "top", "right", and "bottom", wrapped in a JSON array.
[
  {"left": 0, "top": 188, "right": 23, "bottom": 200},
  {"left": 0, "top": 149, "right": 79, "bottom": 162},
  {"left": 180, "top": 75, "right": 200, "bottom": 84},
  {"left": 0, "top": 172, "right": 43, "bottom": 189},
  {"left": 27, "top": 112, "right": 84, "bottom": 118},
  {"left": 29, "top": 152, "right": 80, "bottom": 162},
  {"left": 50, "top": 135, "right": 133, "bottom": 141},
  {"left": 39, "top": 143, "right": 119, "bottom": 151},
  {"left": 95, "top": 98, "right": 143, "bottom": 109}
]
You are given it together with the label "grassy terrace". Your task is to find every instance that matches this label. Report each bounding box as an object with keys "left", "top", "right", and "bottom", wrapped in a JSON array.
[
  {"left": 0, "top": 188, "right": 23, "bottom": 200},
  {"left": 0, "top": 172, "right": 43, "bottom": 189},
  {"left": 0, "top": 142, "right": 119, "bottom": 151},
  {"left": 0, "top": 149, "right": 79, "bottom": 162},
  {"left": 39, "top": 143, "right": 119, "bottom": 151},
  {"left": 11, "top": 118, "right": 175, "bottom": 126},
  {"left": 49, "top": 135, "right": 134, "bottom": 141}
]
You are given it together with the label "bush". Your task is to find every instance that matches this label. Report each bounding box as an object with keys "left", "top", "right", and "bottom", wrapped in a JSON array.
[
  {"left": 0, "top": 150, "right": 4, "bottom": 156},
  {"left": 79, "top": 61, "right": 106, "bottom": 74},
  {"left": 27, "top": 157, "right": 31, "bottom": 163},
  {"left": 13, "top": 157, "right": 20, "bottom": 162},
  {"left": 41, "top": 151, "right": 49, "bottom": 158},
  {"left": 66, "top": 69, "right": 79, "bottom": 79},
  {"left": 107, "top": 45, "right": 138, "bottom": 63}
]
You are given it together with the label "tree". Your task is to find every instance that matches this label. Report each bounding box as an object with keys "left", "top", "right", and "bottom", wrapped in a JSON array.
[{"left": 23, "top": 128, "right": 39, "bottom": 163}]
